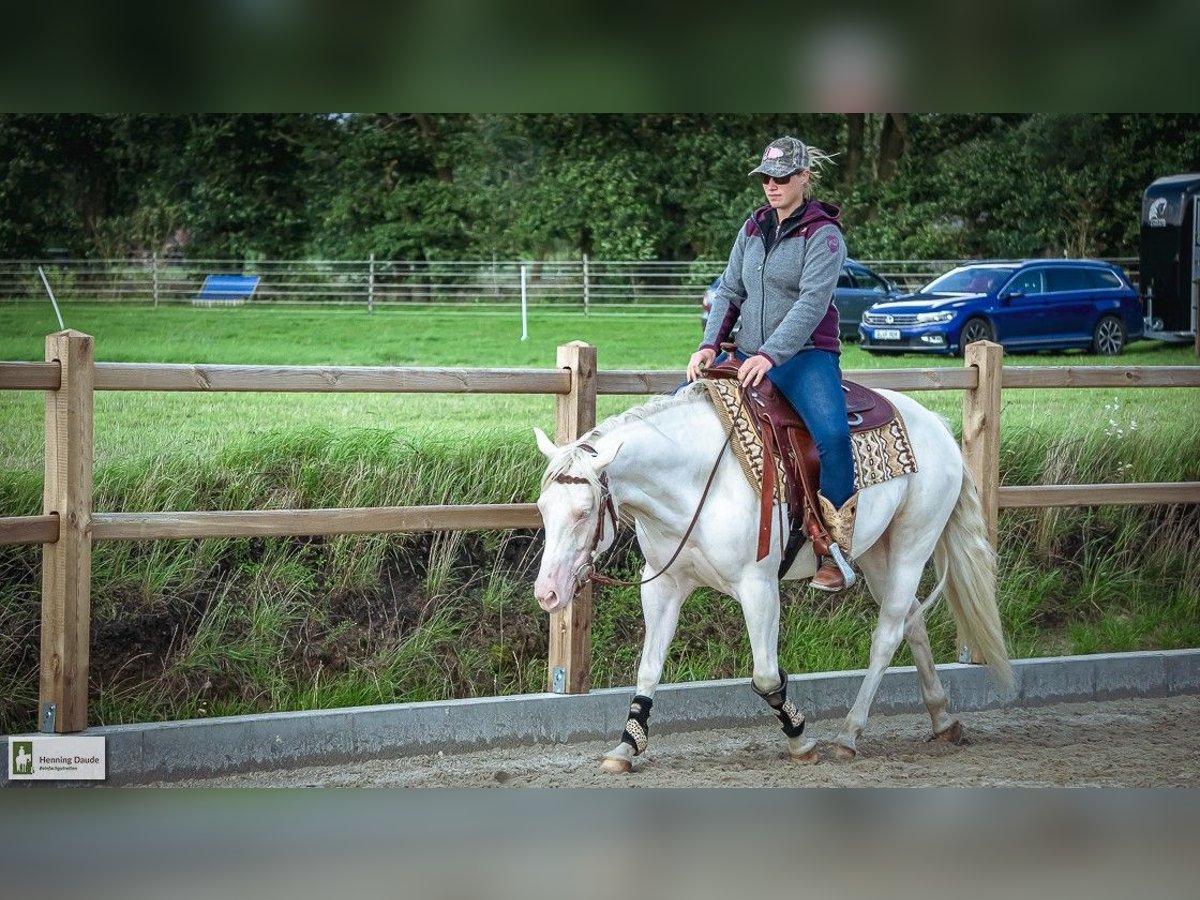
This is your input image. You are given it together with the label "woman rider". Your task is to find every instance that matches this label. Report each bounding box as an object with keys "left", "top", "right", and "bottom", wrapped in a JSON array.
[{"left": 686, "top": 135, "right": 857, "bottom": 591}]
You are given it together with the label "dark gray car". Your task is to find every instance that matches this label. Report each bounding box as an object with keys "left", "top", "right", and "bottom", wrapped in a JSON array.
[
  {"left": 835, "top": 260, "right": 902, "bottom": 339},
  {"left": 702, "top": 259, "right": 900, "bottom": 340}
]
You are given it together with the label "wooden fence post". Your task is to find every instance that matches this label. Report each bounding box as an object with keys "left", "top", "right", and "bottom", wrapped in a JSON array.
[
  {"left": 40, "top": 330, "right": 94, "bottom": 733},
  {"left": 961, "top": 340, "right": 1002, "bottom": 664},
  {"left": 548, "top": 341, "right": 597, "bottom": 694},
  {"left": 962, "top": 340, "right": 1003, "bottom": 549}
]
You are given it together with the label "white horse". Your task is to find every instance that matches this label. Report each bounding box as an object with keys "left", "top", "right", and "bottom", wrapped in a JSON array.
[{"left": 533, "top": 382, "right": 1012, "bottom": 773}]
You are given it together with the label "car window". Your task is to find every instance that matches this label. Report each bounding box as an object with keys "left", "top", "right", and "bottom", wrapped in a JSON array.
[
  {"left": 837, "top": 270, "right": 854, "bottom": 289},
  {"left": 1006, "top": 269, "right": 1045, "bottom": 294},
  {"left": 922, "top": 267, "right": 1013, "bottom": 294},
  {"left": 849, "top": 265, "right": 890, "bottom": 293},
  {"left": 1046, "top": 268, "right": 1093, "bottom": 292},
  {"left": 1083, "top": 269, "right": 1123, "bottom": 289}
]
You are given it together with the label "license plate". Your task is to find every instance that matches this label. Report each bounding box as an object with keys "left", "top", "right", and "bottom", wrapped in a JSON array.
[{"left": 873, "top": 328, "right": 901, "bottom": 340}]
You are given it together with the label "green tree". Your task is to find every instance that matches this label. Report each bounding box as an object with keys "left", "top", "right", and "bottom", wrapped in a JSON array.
[
  {"left": 0, "top": 114, "right": 129, "bottom": 257},
  {"left": 173, "top": 114, "right": 326, "bottom": 259},
  {"left": 3, "top": 114, "right": 1198, "bottom": 265},
  {"left": 308, "top": 113, "right": 472, "bottom": 260}
]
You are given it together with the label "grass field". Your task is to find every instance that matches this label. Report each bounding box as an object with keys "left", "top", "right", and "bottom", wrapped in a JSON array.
[
  {"left": 1, "top": 300, "right": 1198, "bottom": 733},
  {"left": 1, "top": 300, "right": 1195, "bottom": 477}
]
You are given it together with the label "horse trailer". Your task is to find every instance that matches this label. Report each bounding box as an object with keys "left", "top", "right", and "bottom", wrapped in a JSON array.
[{"left": 1140, "top": 173, "right": 1200, "bottom": 343}]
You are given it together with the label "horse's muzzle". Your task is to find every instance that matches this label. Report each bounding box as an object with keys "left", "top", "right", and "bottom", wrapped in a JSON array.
[
  {"left": 536, "top": 590, "right": 565, "bottom": 612},
  {"left": 534, "top": 560, "right": 588, "bottom": 612},
  {"left": 534, "top": 574, "right": 572, "bottom": 612}
]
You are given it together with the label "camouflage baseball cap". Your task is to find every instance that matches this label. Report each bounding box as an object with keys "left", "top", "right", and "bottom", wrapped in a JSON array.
[{"left": 748, "top": 136, "right": 811, "bottom": 178}]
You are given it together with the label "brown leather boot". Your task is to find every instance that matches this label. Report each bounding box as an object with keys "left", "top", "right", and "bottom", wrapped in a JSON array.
[{"left": 810, "top": 558, "right": 845, "bottom": 592}]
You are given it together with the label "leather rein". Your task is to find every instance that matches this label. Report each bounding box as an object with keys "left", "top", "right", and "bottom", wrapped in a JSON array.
[{"left": 554, "top": 432, "right": 733, "bottom": 593}]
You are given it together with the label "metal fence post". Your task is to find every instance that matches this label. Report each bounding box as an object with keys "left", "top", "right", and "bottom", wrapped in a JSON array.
[
  {"left": 548, "top": 341, "right": 597, "bottom": 694},
  {"left": 520, "top": 264, "right": 529, "bottom": 341},
  {"left": 368, "top": 253, "right": 375, "bottom": 314},
  {"left": 40, "top": 330, "right": 94, "bottom": 733},
  {"left": 152, "top": 253, "right": 159, "bottom": 307},
  {"left": 1192, "top": 279, "right": 1198, "bottom": 358},
  {"left": 582, "top": 253, "right": 590, "bottom": 315}
]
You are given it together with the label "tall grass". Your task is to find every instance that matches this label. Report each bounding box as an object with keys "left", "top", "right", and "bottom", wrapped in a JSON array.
[{"left": 0, "top": 302, "right": 1197, "bottom": 733}]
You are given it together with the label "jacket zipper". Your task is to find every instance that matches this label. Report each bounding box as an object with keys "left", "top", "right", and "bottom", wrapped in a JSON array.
[{"left": 758, "top": 214, "right": 801, "bottom": 345}]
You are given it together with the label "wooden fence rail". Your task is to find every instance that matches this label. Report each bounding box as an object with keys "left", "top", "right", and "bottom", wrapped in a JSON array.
[{"left": 1, "top": 331, "right": 1198, "bottom": 733}]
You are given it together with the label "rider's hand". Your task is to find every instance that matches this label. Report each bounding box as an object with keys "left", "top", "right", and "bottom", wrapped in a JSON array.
[
  {"left": 686, "top": 348, "right": 716, "bottom": 382},
  {"left": 737, "top": 353, "right": 774, "bottom": 387}
]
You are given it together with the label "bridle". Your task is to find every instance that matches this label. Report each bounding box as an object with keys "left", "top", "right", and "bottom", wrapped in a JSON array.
[
  {"left": 552, "top": 432, "right": 732, "bottom": 594},
  {"left": 552, "top": 467, "right": 619, "bottom": 589}
]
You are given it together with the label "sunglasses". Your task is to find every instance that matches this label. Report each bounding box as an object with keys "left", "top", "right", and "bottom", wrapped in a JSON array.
[{"left": 759, "top": 173, "right": 797, "bottom": 185}]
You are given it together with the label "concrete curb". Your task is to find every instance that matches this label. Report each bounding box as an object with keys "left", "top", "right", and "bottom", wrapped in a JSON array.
[{"left": 6, "top": 649, "right": 1199, "bottom": 785}]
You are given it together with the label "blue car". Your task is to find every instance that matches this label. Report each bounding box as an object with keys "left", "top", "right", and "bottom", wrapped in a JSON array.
[{"left": 859, "top": 260, "right": 1144, "bottom": 356}]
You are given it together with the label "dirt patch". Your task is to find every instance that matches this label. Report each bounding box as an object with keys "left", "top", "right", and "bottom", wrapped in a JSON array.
[{"left": 143, "top": 693, "right": 1200, "bottom": 787}]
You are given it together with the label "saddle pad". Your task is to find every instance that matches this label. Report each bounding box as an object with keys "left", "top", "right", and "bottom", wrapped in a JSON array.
[{"left": 700, "top": 379, "right": 918, "bottom": 496}]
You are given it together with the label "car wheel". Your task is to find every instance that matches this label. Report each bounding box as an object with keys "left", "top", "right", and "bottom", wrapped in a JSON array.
[
  {"left": 1091, "top": 315, "right": 1126, "bottom": 356},
  {"left": 959, "top": 317, "right": 994, "bottom": 354}
]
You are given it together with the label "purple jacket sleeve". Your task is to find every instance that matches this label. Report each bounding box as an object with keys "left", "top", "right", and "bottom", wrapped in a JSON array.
[{"left": 700, "top": 227, "right": 748, "bottom": 351}]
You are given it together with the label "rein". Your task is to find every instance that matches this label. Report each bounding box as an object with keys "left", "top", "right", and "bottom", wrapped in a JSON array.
[{"left": 569, "top": 430, "right": 733, "bottom": 591}]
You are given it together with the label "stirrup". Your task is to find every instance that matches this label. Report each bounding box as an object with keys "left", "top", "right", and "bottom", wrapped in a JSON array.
[{"left": 828, "top": 544, "right": 856, "bottom": 588}]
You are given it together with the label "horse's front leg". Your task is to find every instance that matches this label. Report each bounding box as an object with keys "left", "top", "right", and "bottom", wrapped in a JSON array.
[
  {"left": 601, "top": 573, "right": 691, "bottom": 774},
  {"left": 737, "top": 573, "right": 818, "bottom": 764}
]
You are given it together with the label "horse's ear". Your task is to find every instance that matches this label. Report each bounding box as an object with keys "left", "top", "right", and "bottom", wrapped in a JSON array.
[
  {"left": 592, "top": 440, "right": 622, "bottom": 471},
  {"left": 533, "top": 427, "right": 558, "bottom": 459}
]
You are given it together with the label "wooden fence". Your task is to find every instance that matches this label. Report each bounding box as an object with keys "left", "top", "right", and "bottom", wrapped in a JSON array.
[{"left": 1, "top": 332, "right": 1198, "bottom": 733}]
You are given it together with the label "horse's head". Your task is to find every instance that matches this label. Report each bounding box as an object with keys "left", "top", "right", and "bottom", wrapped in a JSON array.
[{"left": 533, "top": 427, "right": 621, "bottom": 613}]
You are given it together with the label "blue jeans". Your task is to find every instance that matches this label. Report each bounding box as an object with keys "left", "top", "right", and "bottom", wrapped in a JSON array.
[{"left": 715, "top": 349, "right": 856, "bottom": 507}]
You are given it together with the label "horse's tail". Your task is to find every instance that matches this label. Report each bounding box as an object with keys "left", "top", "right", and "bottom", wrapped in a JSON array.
[{"left": 930, "top": 461, "right": 1013, "bottom": 691}]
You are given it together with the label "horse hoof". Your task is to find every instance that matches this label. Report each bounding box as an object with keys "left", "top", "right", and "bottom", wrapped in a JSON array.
[
  {"left": 600, "top": 756, "right": 632, "bottom": 774},
  {"left": 788, "top": 739, "right": 820, "bottom": 765},
  {"left": 833, "top": 743, "right": 857, "bottom": 762},
  {"left": 930, "top": 721, "right": 964, "bottom": 745}
]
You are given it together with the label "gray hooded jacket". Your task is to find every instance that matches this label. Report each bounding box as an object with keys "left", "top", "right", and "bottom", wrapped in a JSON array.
[{"left": 701, "top": 200, "right": 846, "bottom": 364}]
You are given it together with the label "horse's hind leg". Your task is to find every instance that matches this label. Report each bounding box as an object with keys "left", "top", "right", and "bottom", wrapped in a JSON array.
[
  {"left": 600, "top": 573, "right": 691, "bottom": 774},
  {"left": 904, "top": 600, "right": 962, "bottom": 743},
  {"left": 833, "top": 555, "right": 926, "bottom": 759}
]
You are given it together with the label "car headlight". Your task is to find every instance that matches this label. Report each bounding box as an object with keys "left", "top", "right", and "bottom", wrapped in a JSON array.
[{"left": 915, "top": 310, "right": 955, "bottom": 324}]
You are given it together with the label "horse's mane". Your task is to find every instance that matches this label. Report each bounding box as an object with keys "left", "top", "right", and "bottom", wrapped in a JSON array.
[
  {"left": 591, "top": 382, "right": 708, "bottom": 439},
  {"left": 539, "top": 383, "right": 709, "bottom": 491}
]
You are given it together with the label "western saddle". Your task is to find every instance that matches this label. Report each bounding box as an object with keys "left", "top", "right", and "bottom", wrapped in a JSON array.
[{"left": 700, "top": 357, "right": 898, "bottom": 576}]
